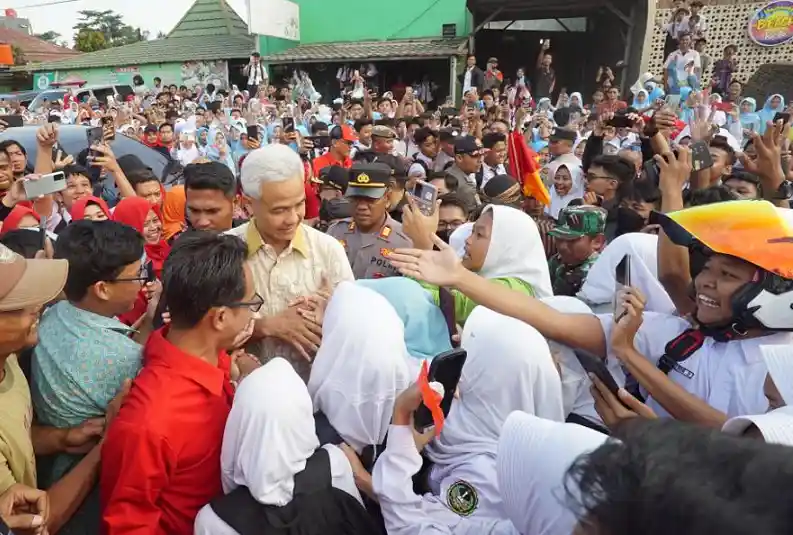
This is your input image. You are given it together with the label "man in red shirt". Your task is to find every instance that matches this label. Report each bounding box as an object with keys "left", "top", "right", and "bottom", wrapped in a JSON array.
[
  {"left": 311, "top": 124, "right": 356, "bottom": 176},
  {"left": 597, "top": 87, "right": 628, "bottom": 115},
  {"left": 100, "top": 233, "right": 260, "bottom": 535}
]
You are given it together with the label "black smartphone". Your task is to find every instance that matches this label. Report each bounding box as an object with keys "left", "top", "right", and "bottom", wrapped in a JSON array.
[
  {"left": 773, "top": 112, "right": 791, "bottom": 124},
  {"left": 440, "top": 106, "right": 457, "bottom": 117},
  {"left": 39, "top": 215, "right": 47, "bottom": 251},
  {"left": 86, "top": 126, "right": 103, "bottom": 162},
  {"left": 414, "top": 348, "right": 468, "bottom": 432},
  {"left": 614, "top": 254, "right": 631, "bottom": 322},
  {"left": 607, "top": 114, "right": 634, "bottom": 129},
  {"left": 283, "top": 117, "right": 295, "bottom": 133},
  {"left": 246, "top": 124, "right": 259, "bottom": 142},
  {"left": 689, "top": 140, "right": 714, "bottom": 172},
  {"left": 0, "top": 114, "right": 23, "bottom": 128},
  {"left": 574, "top": 348, "right": 622, "bottom": 399},
  {"left": 144, "top": 261, "right": 156, "bottom": 283},
  {"left": 308, "top": 135, "right": 331, "bottom": 149},
  {"left": 438, "top": 287, "right": 457, "bottom": 347}
]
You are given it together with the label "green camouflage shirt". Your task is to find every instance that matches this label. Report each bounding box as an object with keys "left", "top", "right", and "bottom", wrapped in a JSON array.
[{"left": 548, "top": 252, "right": 599, "bottom": 297}]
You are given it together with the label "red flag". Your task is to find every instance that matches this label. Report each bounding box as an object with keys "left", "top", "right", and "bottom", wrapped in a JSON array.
[{"left": 507, "top": 130, "right": 550, "bottom": 206}]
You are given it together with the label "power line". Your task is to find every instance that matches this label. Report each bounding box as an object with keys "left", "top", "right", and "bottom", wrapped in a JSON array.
[{"left": 7, "top": 0, "right": 80, "bottom": 10}]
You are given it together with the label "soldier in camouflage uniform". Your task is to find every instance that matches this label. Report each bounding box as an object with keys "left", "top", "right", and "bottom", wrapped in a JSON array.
[{"left": 547, "top": 205, "right": 607, "bottom": 296}]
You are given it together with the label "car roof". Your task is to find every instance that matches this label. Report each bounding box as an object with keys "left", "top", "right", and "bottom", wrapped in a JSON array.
[
  {"left": 76, "top": 84, "right": 133, "bottom": 91},
  {"left": 0, "top": 125, "right": 181, "bottom": 186}
]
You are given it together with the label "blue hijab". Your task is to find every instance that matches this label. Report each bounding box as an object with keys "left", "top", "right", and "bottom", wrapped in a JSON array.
[
  {"left": 678, "top": 86, "right": 695, "bottom": 124},
  {"left": 739, "top": 98, "right": 762, "bottom": 135},
  {"left": 356, "top": 278, "right": 452, "bottom": 361},
  {"left": 759, "top": 94, "right": 786, "bottom": 133},
  {"left": 645, "top": 81, "right": 665, "bottom": 103}
]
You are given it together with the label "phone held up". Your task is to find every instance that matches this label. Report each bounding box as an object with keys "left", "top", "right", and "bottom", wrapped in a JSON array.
[
  {"left": 414, "top": 348, "right": 468, "bottom": 432},
  {"left": 574, "top": 348, "right": 624, "bottom": 402},
  {"left": 410, "top": 180, "right": 439, "bottom": 216},
  {"left": 86, "top": 126, "right": 103, "bottom": 162},
  {"left": 23, "top": 171, "right": 66, "bottom": 199},
  {"left": 613, "top": 254, "right": 632, "bottom": 323}
]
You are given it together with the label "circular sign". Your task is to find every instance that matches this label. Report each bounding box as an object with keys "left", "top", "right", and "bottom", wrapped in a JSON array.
[
  {"left": 35, "top": 74, "right": 50, "bottom": 90},
  {"left": 749, "top": 0, "right": 793, "bottom": 47}
]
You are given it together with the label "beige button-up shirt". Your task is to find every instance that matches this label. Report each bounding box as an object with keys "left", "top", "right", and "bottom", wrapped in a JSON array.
[{"left": 226, "top": 220, "right": 354, "bottom": 379}]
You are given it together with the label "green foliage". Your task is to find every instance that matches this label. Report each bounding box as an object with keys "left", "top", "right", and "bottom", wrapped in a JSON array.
[
  {"left": 72, "top": 9, "right": 150, "bottom": 52},
  {"left": 34, "top": 30, "right": 61, "bottom": 43}
]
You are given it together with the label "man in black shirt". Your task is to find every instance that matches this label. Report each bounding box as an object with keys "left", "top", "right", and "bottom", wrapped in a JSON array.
[{"left": 534, "top": 40, "right": 556, "bottom": 100}]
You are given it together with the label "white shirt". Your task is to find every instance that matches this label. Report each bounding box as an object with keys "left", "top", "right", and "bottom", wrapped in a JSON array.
[
  {"left": 664, "top": 49, "right": 701, "bottom": 88},
  {"left": 194, "top": 445, "right": 361, "bottom": 534},
  {"left": 372, "top": 426, "right": 519, "bottom": 535},
  {"left": 463, "top": 68, "right": 474, "bottom": 94},
  {"left": 481, "top": 163, "right": 506, "bottom": 189},
  {"left": 598, "top": 312, "right": 793, "bottom": 418},
  {"left": 434, "top": 151, "right": 454, "bottom": 172},
  {"left": 246, "top": 62, "right": 267, "bottom": 87}
]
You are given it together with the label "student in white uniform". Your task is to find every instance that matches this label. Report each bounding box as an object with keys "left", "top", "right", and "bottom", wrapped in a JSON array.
[
  {"left": 424, "top": 307, "right": 564, "bottom": 521},
  {"left": 386, "top": 201, "right": 793, "bottom": 428},
  {"left": 194, "top": 358, "right": 375, "bottom": 535},
  {"left": 307, "top": 282, "right": 412, "bottom": 493},
  {"left": 372, "top": 384, "right": 608, "bottom": 535}
]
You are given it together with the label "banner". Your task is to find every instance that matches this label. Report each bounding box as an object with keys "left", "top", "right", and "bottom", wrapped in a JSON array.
[
  {"left": 247, "top": 0, "right": 300, "bottom": 41},
  {"left": 749, "top": 0, "right": 793, "bottom": 47}
]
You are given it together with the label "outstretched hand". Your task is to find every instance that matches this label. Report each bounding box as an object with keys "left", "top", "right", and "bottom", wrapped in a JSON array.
[{"left": 389, "top": 234, "right": 464, "bottom": 287}]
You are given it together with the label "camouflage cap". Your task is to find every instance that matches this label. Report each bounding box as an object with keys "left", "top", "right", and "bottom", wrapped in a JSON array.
[{"left": 549, "top": 205, "right": 607, "bottom": 240}]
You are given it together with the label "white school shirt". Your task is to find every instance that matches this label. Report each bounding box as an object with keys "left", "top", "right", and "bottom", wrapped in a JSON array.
[
  {"left": 463, "top": 68, "right": 474, "bottom": 94},
  {"left": 664, "top": 49, "right": 701, "bottom": 89},
  {"left": 246, "top": 63, "right": 267, "bottom": 87},
  {"left": 372, "top": 425, "right": 519, "bottom": 535},
  {"left": 194, "top": 444, "right": 362, "bottom": 534},
  {"left": 597, "top": 312, "right": 793, "bottom": 418},
  {"left": 481, "top": 163, "right": 507, "bottom": 188}
]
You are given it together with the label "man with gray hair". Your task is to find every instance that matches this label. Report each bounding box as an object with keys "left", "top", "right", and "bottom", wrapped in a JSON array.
[{"left": 227, "top": 144, "right": 353, "bottom": 378}]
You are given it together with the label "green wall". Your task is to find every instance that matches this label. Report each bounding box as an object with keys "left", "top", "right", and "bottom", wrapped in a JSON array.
[
  {"left": 50, "top": 63, "right": 184, "bottom": 88},
  {"left": 258, "top": 0, "right": 470, "bottom": 50}
]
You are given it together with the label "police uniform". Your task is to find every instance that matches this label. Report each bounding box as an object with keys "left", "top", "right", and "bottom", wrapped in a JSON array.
[
  {"left": 547, "top": 205, "right": 607, "bottom": 297},
  {"left": 327, "top": 163, "right": 413, "bottom": 280}
]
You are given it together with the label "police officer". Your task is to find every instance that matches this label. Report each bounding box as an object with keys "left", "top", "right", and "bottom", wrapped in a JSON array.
[{"left": 327, "top": 162, "right": 412, "bottom": 279}]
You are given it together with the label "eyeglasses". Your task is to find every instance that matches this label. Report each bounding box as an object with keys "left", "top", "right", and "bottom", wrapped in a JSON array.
[
  {"left": 106, "top": 263, "right": 155, "bottom": 285},
  {"left": 586, "top": 173, "right": 614, "bottom": 182},
  {"left": 224, "top": 292, "right": 265, "bottom": 313}
]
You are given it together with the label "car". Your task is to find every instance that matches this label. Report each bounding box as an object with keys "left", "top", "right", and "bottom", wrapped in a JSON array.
[
  {"left": 27, "top": 89, "right": 68, "bottom": 112},
  {"left": 73, "top": 84, "right": 134, "bottom": 106},
  {"left": 0, "top": 124, "right": 183, "bottom": 187},
  {"left": 0, "top": 90, "right": 42, "bottom": 108}
]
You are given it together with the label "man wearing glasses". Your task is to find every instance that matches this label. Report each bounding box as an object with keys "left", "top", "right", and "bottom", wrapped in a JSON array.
[
  {"left": 101, "top": 233, "right": 259, "bottom": 534},
  {"left": 32, "top": 220, "right": 153, "bottom": 487}
]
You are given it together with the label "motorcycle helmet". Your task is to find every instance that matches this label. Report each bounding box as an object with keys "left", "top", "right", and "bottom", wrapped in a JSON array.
[{"left": 658, "top": 200, "right": 793, "bottom": 335}]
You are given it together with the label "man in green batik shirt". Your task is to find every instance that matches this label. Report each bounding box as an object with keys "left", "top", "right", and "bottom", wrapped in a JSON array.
[{"left": 547, "top": 205, "right": 607, "bottom": 296}]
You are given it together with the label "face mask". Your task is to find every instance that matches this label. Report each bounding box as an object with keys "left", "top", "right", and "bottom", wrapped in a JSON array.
[
  {"left": 615, "top": 206, "right": 646, "bottom": 236},
  {"left": 436, "top": 229, "right": 451, "bottom": 243}
]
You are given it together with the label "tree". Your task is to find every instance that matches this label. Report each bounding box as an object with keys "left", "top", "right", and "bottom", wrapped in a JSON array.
[
  {"left": 72, "top": 9, "right": 148, "bottom": 51},
  {"left": 74, "top": 29, "right": 107, "bottom": 53},
  {"left": 155, "top": 31, "right": 167, "bottom": 40},
  {"left": 34, "top": 30, "right": 61, "bottom": 43}
]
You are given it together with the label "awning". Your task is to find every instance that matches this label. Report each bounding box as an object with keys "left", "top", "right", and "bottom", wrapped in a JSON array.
[{"left": 262, "top": 37, "right": 467, "bottom": 64}]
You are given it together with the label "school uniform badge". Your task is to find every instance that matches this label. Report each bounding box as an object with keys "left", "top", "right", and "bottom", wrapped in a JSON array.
[{"left": 447, "top": 480, "right": 478, "bottom": 516}]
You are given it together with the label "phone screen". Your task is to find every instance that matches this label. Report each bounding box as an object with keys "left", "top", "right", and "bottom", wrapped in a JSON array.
[
  {"left": 283, "top": 117, "right": 295, "bottom": 133},
  {"left": 614, "top": 254, "right": 631, "bottom": 322},
  {"left": 690, "top": 140, "right": 714, "bottom": 172},
  {"left": 414, "top": 348, "right": 468, "bottom": 431},
  {"left": 246, "top": 125, "right": 259, "bottom": 141}
]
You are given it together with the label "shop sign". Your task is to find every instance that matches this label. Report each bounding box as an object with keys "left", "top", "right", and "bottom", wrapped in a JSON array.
[{"left": 749, "top": 0, "right": 793, "bottom": 47}]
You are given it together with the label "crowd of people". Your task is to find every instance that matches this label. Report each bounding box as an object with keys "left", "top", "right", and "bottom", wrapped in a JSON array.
[{"left": 1, "top": 3, "right": 793, "bottom": 531}]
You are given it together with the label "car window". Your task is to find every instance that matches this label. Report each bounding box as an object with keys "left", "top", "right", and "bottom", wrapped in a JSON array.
[
  {"left": 93, "top": 88, "right": 114, "bottom": 105},
  {"left": 115, "top": 85, "right": 133, "bottom": 99},
  {"left": 75, "top": 90, "right": 90, "bottom": 103}
]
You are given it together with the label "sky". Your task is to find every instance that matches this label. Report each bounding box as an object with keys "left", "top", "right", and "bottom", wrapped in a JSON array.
[{"left": 12, "top": 0, "right": 249, "bottom": 45}]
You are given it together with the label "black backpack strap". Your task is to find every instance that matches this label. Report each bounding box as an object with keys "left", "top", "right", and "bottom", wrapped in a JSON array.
[
  {"left": 438, "top": 287, "right": 458, "bottom": 347},
  {"left": 314, "top": 411, "right": 343, "bottom": 446},
  {"left": 657, "top": 328, "right": 706, "bottom": 377}
]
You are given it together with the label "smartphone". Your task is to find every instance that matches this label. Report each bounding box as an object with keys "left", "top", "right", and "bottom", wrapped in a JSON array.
[
  {"left": 690, "top": 140, "right": 714, "bottom": 171},
  {"left": 0, "top": 114, "right": 23, "bottom": 128},
  {"left": 414, "top": 348, "right": 468, "bottom": 432},
  {"left": 143, "top": 261, "right": 156, "bottom": 283},
  {"left": 712, "top": 101, "right": 733, "bottom": 112},
  {"left": 664, "top": 94, "right": 682, "bottom": 112},
  {"left": 440, "top": 106, "right": 457, "bottom": 117},
  {"left": 86, "top": 126, "right": 103, "bottom": 161},
  {"left": 282, "top": 116, "right": 295, "bottom": 133},
  {"left": 246, "top": 124, "right": 259, "bottom": 142},
  {"left": 614, "top": 254, "right": 632, "bottom": 322},
  {"left": 411, "top": 180, "right": 439, "bottom": 216},
  {"left": 24, "top": 171, "right": 66, "bottom": 198},
  {"left": 574, "top": 348, "right": 622, "bottom": 399},
  {"left": 773, "top": 112, "right": 791, "bottom": 124},
  {"left": 307, "top": 135, "right": 331, "bottom": 149},
  {"left": 438, "top": 287, "right": 457, "bottom": 347},
  {"left": 607, "top": 114, "right": 635, "bottom": 129},
  {"left": 38, "top": 215, "right": 48, "bottom": 251},
  {"left": 101, "top": 115, "right": 115, "bottom": 141}
]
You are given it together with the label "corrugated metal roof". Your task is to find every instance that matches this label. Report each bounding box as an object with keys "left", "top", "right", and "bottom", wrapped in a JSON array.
[
  {"left": 12, "top": 0, "right": 252, "bottom": 72},
  {"left": 0, "top": 26, "right": 80, "bottom": 63},
  {"left": 262, "top": 37, "right": 467, "bottom": 64}
]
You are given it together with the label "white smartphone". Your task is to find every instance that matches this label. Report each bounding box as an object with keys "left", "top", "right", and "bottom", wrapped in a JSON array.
[
  {"left": 411, "top": 180, "right": 439, "bottom": 216},
  {"left": 24, "top": 171, "right": 67, "bottom": 198}
]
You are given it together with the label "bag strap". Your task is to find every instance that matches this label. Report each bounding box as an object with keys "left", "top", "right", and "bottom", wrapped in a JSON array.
[
  {"left": 438, "top": 287, "right": 458, "bottom": 347},
  {"left": 657, "top": 328, "right": 706, "bottom": 376}
]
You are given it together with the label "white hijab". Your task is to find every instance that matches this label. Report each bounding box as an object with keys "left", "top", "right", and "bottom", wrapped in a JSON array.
[
  {"left": 544, "top": 160, "right": 585, "bottom": 220},
  {"left": 449, "top": 222, "right": 474, "bottom": 259},
  {"left": 220, "top": 358, "right": 319, "bottom": 506},
  {"left": 762, "top": 345, "right": 793, "bottom": 406},
  {"left": 497, "top": 411, "right": 609, "bottom": 535},
  {"left": 722, "top": 405, "right": 793, "bottom": 446},
  {"left": 479, "top": 205, "right": 554, "bottom": 299},
  {"left": 577, "top": 233, "right": 676, "bottom": 315},
  {"left": 426, "top": 306, "right": 564, "bottom": 468},
  {"left": 308, "top": 282, "right": 411, "bottom": 454}
]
